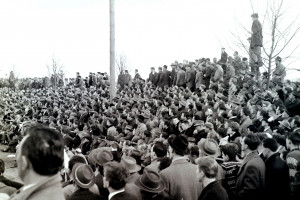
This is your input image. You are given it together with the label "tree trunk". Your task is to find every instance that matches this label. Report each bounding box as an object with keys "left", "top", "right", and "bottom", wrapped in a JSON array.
[{"left": 109, "top": 0, "right": 116, "bottom": 100}]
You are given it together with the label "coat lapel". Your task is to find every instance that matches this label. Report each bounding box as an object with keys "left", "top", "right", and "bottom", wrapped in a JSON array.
[{"left": 237, "top": 151, "right": 259, "bottom": 176}]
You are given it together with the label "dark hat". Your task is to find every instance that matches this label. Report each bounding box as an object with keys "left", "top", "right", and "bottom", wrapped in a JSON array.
[
  {"left": 134, "top": 168, "right": 165, "bottom": 193},
  {"left": 288, "top": 131, "right": 300, "bottom": 144},
  {"left": 276, "top": 56, "right": 282, "bottom": 62},
  {"left": 121, "top": 156, "right": 141, "bottom": 173},
  {"left": 251, "top": 13, "right": 259, "bottom": 18},
  {"left": 88, "top": 148, "right": 113, "bottom": 166},
  {"left": 71, "top": 163, "right": 95, "bottom": 189},
  {"left": 137, "top": 115, "right": 145, "bottom": 122},
  {"left": 198, "top": 138, "right": 219, "bottom": 157},
  {"left": 168, "top": 134, "right": 188, "bottom": 155}
]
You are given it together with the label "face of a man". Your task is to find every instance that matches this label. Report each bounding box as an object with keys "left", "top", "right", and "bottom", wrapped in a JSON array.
[{"left": 241, "top": 137, "right": 248, "bottom": 158}]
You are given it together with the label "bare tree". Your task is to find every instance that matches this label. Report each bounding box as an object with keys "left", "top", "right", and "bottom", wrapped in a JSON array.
[
  {"left": 230, "top": 0, "right": 300, "bottom": 89},
  {"left": 115, "top": 53, "right": 131, "bottom": 76},
  {"left": 46, "top": 55, "right": 65, "bottom": 89}
]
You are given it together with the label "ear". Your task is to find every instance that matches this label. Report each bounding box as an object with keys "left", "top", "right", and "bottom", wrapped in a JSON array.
[{"left": 21, "top": 155, "right": 29, "bottom": 171}]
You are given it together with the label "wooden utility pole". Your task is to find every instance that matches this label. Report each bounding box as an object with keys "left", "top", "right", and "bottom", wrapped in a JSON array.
[{"left": 109, "top": 0, "right": 116, "bottom": 100}]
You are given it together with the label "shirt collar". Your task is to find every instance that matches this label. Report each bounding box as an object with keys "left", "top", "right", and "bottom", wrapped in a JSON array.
[{"left": 108, "top": 189, "right": 125, "bottom": 200}]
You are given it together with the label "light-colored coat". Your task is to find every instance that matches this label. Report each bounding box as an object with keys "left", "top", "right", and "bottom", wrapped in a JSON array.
[
  {"left": 9, "top": 174, "right": 65, "bottom": 200},
  {"left": 160, "top": 158, "right": 202, "bottom": 200}
]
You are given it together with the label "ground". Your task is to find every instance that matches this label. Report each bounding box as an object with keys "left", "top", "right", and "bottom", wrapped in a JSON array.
[{"left": 0, "top": 144, "right": 21, "bottom": 182}]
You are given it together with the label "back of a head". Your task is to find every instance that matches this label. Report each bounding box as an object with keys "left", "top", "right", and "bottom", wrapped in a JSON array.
[
  {"left": 104, "top": 161, "right": 129, "bottom": 190},
  {"left": 263, "top": 138, "right": 279, "bottom": 152},
  {"left": 153, "top": 141, "right": 167, "bottom": 158},
  {"left": 22, "top": 125, "right": 64, "bottom": 176},
  {"left": 196, "top": 157, "right": 218, "bottom": 179},
  {"left": 244, "top": 134, "right": 261, "bottom": 151}
]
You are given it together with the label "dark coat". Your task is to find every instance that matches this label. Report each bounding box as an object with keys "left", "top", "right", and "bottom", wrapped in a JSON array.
[
  {"left": 67, "top": 189, "right": 99, "bottom": 200},
  {"left": 95, "top": 173, "right": 109, "bottom": 200},
  {"left": 198, "top": 181, "right": 228, "bottom": 200},
  {"left": 264, "top": 153, "right": 291, "bottom": 200},
  {"left": 251, "top": 19, "right": 263, "bottom": 47},
  {"left": 158, "top": 69, "right": 171, "bottom": 88},
  {"left": 235, "top": 151, "right": 266, "bottom": 200},
  {"left": 148, "top": 72, "right": 157, "bottom": 85},
  {"left": 220, "top": 51, "right": 228, "bottom": 64},
  {"left": 111, "top": 190, "right": 139, "bottom": 200},
  {"left": 171, "top": 68, "right": 177, "bottom": 86},
  {"left": 185, "top": 69, "right": 196, "bottom": 90},
  {"left": 176, "top": 70, "right": 186, "bottom": 87}
]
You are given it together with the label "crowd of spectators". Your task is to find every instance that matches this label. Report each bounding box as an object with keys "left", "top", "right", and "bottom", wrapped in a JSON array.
[{"left": 0, "top": 50, "right": 300, "bottom": 200}]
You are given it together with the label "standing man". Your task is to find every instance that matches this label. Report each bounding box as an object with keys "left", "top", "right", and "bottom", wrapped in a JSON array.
[
  {"left": 219, "top": 48, "right": 228, "bottom": 64},
  {"left": 261, "top": 138, "right": 290, "bottom": 200},
  {"left": 185, "top": 64, "right": 196, "bottom": 92},
  {"left": 250, "top": 13, "right": 263, "bottom": 70},
  {"left": 176, "top": 66, "right": 186, "bottom": 88},
  {"left": 160, "top": 134, "right": 202, "bottom": 200},
  {"left": 148, "top": 67, "right": 157, "bottom": 86},
  {"left": 9, "top": 125, "right": 65, "bottom": 200},
  {"left": 235, "top": 134, "right": 266, "bottom": 200}
]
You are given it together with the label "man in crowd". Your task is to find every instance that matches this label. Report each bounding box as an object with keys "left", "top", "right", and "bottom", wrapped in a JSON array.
[
  {"left": 103, "top": 161, "right": 138, "bottom": 200},
  {"left": 235, "top": 134, "right": 266, "bottom": 200},
  {"left": 160, "top": 134, "right": 202, "bottom": 200},
  {"left": 9, "top": 125, "right": 65, "bottom": 200},
  {"left": 262, "top": 138, "right": 290, "bottom": 200},
  {"left": 196, "top": 157, "right": 228, "bottom": 200}
]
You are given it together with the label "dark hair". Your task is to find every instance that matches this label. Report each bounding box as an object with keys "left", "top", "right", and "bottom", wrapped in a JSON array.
[
  {"left": 220, "top": 143, "right": 239, "bottom": 161},
  {"left": 153, "top": 141, "right": 167, "bottom": 158},
  {"left": 104, "top": 162, "right": 129, "bottom": 190},
  {"left": 68, "top": 155, "right": 87, "bottom": 171},
  {"left": 158, "top": 157, "right": 172, "bottom": 171},
  {"left": 244, "top": 134, "right": 261, "bottom": 150},
  {"left": 263, "top": 138, "right": 279, "bottom": 152},
  {"left": 22, "top": 125, "right": 64, "bottom": 175},
  {"left": 242, "top": 107, "right": 251, "bottom": 116}
]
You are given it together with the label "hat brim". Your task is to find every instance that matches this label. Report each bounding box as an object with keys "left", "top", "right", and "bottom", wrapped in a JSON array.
[
  {"left": 71, "top": 163, "right": 95, "bottom": 189},
  {"left": 198, "top": 139, "right": 218, "bottom": 157},
  {"left": 134, "top": 176, "right": 165, "bottom": 193},
  {"left": 129, "top": 165, "right": 142, "bottom": 173}
]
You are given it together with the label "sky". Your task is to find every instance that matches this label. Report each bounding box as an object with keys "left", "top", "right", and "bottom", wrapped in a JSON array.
[{"left": 0, "top": 0, "right": 299, "bottom": 80}]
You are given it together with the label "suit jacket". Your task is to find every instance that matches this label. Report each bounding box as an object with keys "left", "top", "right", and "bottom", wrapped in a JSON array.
[
  {"left": 160, "top": 158, "right": 202, "bottom": 200},
  {"left": 148, "top": 72, "right": 157, "bottom": 85},
  {"left": 158, "top": 69, "right": 171, "bottom": 88},
  {"left": 111, "top": 189, "right": 139, "bottom": 200},
  {"left": 264, "top": 153, "right": 290, "bottom": 200},
  {"left": 251, "top": 19, "right": 263, "bottom": 47},
  {"left": 198, "top": 181, "right": 228, "bottom": 200},
  {"left": 185, "top": 69, "right": 196, "bottom": 89},
  {"left": 235, "top": 151, "right": 266, "bottom": 200},
  {"left": 176, "top": 70, "right": 186, "bottom": 87},
  {"left": 67, "top": 189, "right": 99, "bottom": 200},
  {"left": 171, "top": 68, "right": 177, "bottom": 85},
  {"left": 212, "top": 66, "right": 223, "bottom": 82},
  {"left": 195, "top": 71, "right": 204, "bottom": 89},
  {"left": 9, "top": 173, "right": 65, "bottom": 200}
]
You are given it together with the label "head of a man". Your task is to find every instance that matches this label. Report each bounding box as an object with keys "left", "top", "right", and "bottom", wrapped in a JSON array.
[
  {"left": 103, "top": 162, "right": 129, "bottom": 191},
  {"left": 196, "top": 157, "right": 218, "bottom": 183},
  {"left": 241, "top": 134, "right": 261, "bottom": 157},
  {"left": 16, "top": 125, "right": 64, "bottom": 182},
  {"left": 251, "top": 13, "right": 259, "bottom": 21}
]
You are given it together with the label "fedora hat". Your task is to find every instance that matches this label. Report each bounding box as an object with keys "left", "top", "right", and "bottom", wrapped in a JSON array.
[
  {"left": 168, "top": 134, "right": 188, "bottom": 155},
  {"left": 121, "top": 156, "right": 141, "bottom": 173},
  {"left": 71, "top": 163, "right": 95, "bottom": 189},
  {"left": 134, "top": 169, "right": 165, "bottom": 193},
  {"left": 198, "top": 138, "right": 219, "bottom": 157}
]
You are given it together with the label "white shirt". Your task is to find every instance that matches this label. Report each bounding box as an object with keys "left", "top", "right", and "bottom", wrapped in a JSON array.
[{"left": 108, "top": 189, "right": 125, "bottom": 200}]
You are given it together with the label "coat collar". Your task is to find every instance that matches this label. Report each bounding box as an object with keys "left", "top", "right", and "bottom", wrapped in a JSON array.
[
  {"left": 237, "top": 151, "right": 259, "bottom": 176},
  {"left": 12, "top": 173, "right": 62, "bottom": 200}
]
